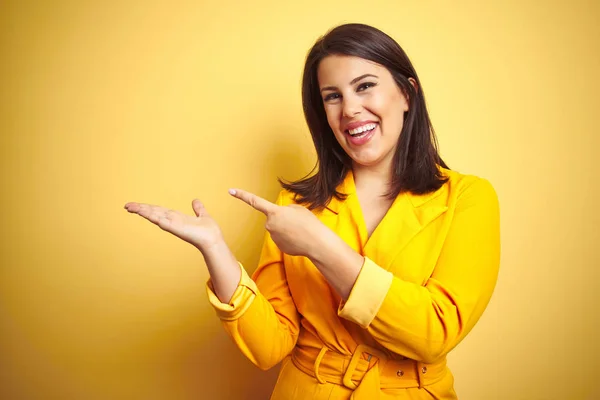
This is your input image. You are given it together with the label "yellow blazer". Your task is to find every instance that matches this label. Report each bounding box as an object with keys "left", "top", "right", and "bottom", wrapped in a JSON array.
[{"left": 207, "top": 168, "right": 500, "bottom": 399}]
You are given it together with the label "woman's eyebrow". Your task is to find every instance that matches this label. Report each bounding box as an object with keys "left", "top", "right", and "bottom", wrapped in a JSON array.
[{"left": 320, "top": 74, "right": 379, "bottom": 93}]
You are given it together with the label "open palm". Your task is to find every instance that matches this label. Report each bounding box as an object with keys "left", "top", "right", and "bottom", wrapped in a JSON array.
[{"left": 124, "top": 199, "right": 223, "bottom": 251}]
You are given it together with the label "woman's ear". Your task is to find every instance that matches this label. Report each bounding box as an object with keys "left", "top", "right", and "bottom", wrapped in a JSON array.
[
  {"left": 402, "top": 77, "right": 418, "bottom": 104},
  {"left": 403, "top": 78, "right": 418, "bottom": 112},
  {"left": 408, "top": 77, "right": 418, "bottom": 93}
]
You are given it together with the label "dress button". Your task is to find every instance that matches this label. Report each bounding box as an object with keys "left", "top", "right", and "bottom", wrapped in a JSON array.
[
  {"left": 396, "top": 370, "right": 404, "bottom": 377},
  {"left": 421, "top": 366, "right": 428, "bottom": 374}
]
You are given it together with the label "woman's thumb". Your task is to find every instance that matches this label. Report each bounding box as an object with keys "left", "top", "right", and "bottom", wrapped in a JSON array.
[{"left": 192, "top": 199, "right": 204, "bottom": 217}]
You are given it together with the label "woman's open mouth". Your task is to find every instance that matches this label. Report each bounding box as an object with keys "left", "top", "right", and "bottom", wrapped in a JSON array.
[{"left": 345, "top": 123, "right": 378, "bottom": 146}]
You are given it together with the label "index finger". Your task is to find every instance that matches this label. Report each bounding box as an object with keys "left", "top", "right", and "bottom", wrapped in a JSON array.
[{"left": 229, "top": 188, "right": 278, "bottom": 215}]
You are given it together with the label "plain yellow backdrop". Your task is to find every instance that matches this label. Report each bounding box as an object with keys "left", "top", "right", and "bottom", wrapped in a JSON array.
[{"left": 1, "top": 1, "right": 598, "bottom": 399}]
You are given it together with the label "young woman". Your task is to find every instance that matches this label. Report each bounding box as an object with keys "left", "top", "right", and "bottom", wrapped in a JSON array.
[{"left": 124, "top": 23, "right": 500, "bottom": 399}]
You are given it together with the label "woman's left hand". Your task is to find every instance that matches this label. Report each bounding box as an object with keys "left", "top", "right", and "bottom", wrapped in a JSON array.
[{"left": 229, "top": 188, "right": 326, "bottom": 257}]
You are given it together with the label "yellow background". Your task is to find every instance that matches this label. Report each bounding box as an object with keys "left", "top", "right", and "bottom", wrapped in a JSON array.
[{"left": 1, "top": 1, "right": 598, "bottom": 399}]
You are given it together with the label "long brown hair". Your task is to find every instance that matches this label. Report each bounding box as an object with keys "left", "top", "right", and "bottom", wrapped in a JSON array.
[{"left": 280, "top": 23, "right": 448, "bottom": 210}]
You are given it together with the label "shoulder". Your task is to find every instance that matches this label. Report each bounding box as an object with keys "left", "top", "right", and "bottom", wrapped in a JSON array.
[
  {"left": 273, "top": 188, "right": 300, "bottom": 207},
  {"left": 442, "top": 168, "right": 495, "bottom": 193},
  {"left": 439, "top": 168, "right": 499, "bottom": 210}
]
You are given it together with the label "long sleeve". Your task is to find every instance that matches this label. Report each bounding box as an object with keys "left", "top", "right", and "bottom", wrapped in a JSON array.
[
  {"left": 206, "top": 192, "right": 300, "bottom": 370},
  {"left": 338, "top": 177, "right": 501, "bottom": 364}
]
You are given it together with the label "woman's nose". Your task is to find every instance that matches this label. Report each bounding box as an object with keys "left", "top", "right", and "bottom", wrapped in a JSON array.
[{"left": 342, "top": 95, "right": 362, "bottom": 118}]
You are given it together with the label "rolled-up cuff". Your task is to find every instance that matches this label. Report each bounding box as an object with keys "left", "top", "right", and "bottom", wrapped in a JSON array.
[
  {"left": 338, "top": 257, "right": 393, "bottom": 328},
  {"left": 206, "top": 263, "right": 259, "bottom": 321}
]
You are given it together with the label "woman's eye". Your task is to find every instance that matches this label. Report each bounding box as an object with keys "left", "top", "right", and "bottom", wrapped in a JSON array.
[
  {"left": 357, "top": 82, "right": 376, "bottom": 92},
  {"left": 323, "top": 93, "right": 341, "bottom": 102}
]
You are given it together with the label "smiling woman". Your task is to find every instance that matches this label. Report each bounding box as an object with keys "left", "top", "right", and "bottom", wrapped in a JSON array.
[
  {"left": 125, "top": 23, "right": 500, "bottom": 399},
  {"left": 320, "top": 57, "right": 409, "bottom": 168}
]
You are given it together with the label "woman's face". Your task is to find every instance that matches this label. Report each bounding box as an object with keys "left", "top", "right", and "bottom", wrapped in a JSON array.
[{"left": 317, "top": 55, "right": 410, "bottom": 171}]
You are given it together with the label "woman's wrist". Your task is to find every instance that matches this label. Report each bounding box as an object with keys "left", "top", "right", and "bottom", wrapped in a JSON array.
[
  {"left": 307, "top": 224, "right": 347, "bottom": 265},
  {"left": 308, "top": 227, "right": 364, "bottom": 300},
  {"left": 201, "top": 238, "right": 242, "bottom": 304},
  {"left": 198, "top": 234, "right": 227, "bottom": 257}
]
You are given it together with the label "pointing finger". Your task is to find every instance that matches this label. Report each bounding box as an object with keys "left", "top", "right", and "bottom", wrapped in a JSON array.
[{"left": 229, "top": 189, "right": 277, "bottom": 215}]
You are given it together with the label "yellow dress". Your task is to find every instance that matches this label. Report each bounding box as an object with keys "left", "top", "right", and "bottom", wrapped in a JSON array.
[{"left": 206, "top": 168, "right": 500, "bottom": 399}]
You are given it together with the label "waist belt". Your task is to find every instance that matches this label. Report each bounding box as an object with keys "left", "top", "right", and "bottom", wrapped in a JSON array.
[{"left": 291, "top": 344, "right": 447, "bottom": 399}]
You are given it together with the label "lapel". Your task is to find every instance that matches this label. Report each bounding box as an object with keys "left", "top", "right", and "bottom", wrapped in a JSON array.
[
  {"left": 322, "top": 171, "right": 449, "bottom": 270},
  {"left": 321, "top": 172, "right": 364, "bottom": 253}
]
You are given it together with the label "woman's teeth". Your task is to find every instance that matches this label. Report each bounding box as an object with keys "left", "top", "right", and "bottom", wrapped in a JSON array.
[{"left": 348, "top": 123, "right": 377, "bottom": 137}]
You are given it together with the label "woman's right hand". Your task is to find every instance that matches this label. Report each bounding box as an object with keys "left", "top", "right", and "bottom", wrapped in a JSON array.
[{"left": 124, "top": 199, "right": 223, "bottom": 252}]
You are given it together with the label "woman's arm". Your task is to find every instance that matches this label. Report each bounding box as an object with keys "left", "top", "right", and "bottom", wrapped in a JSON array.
[
  {"left": 205, "top": 194, "right": 301, "bottom": 370},
  {"left": 124, "top": 198, "right": 242, "bottom": 303},
  {"left": 201, "top": 239, "right": 241, "bottom": 304},
  {"left": 228, "top": 178, "right": 499, "bottom": 363},
  {"left": 125, "top": 194, "right": 300, "bottom": 370},
  {"left": 308, "top": 178, "right": 501, "bottom": 363}
]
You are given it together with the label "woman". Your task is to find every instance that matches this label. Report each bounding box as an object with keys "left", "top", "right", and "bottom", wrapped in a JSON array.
[{"left": 124, "top": 23, "right": 500, "bottom": 399}]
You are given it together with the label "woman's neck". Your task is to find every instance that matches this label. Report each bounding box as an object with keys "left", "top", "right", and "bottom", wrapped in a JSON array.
[{"left": 351, "top": 162, "right": 393, "bottom": 195}]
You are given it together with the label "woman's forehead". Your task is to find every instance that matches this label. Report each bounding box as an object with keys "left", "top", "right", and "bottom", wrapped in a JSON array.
[{"left": 317, "top": 55, "right": 385, "bottom": 86}]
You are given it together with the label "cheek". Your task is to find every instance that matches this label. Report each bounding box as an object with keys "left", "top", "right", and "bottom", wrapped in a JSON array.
[
  {"left": 372, "top": 94, "right": 407, "bottom": 125},
  {"left": 363, "top": 94, "right": 389, "bottom": 118},
  {"left": 324, "top": 106, "right": 342, "bottom": 131}
]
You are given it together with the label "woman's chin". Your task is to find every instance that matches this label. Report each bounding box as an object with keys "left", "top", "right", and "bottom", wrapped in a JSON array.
[{"left": 350, "top": 155, "right": 385, "bottom": 169}]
